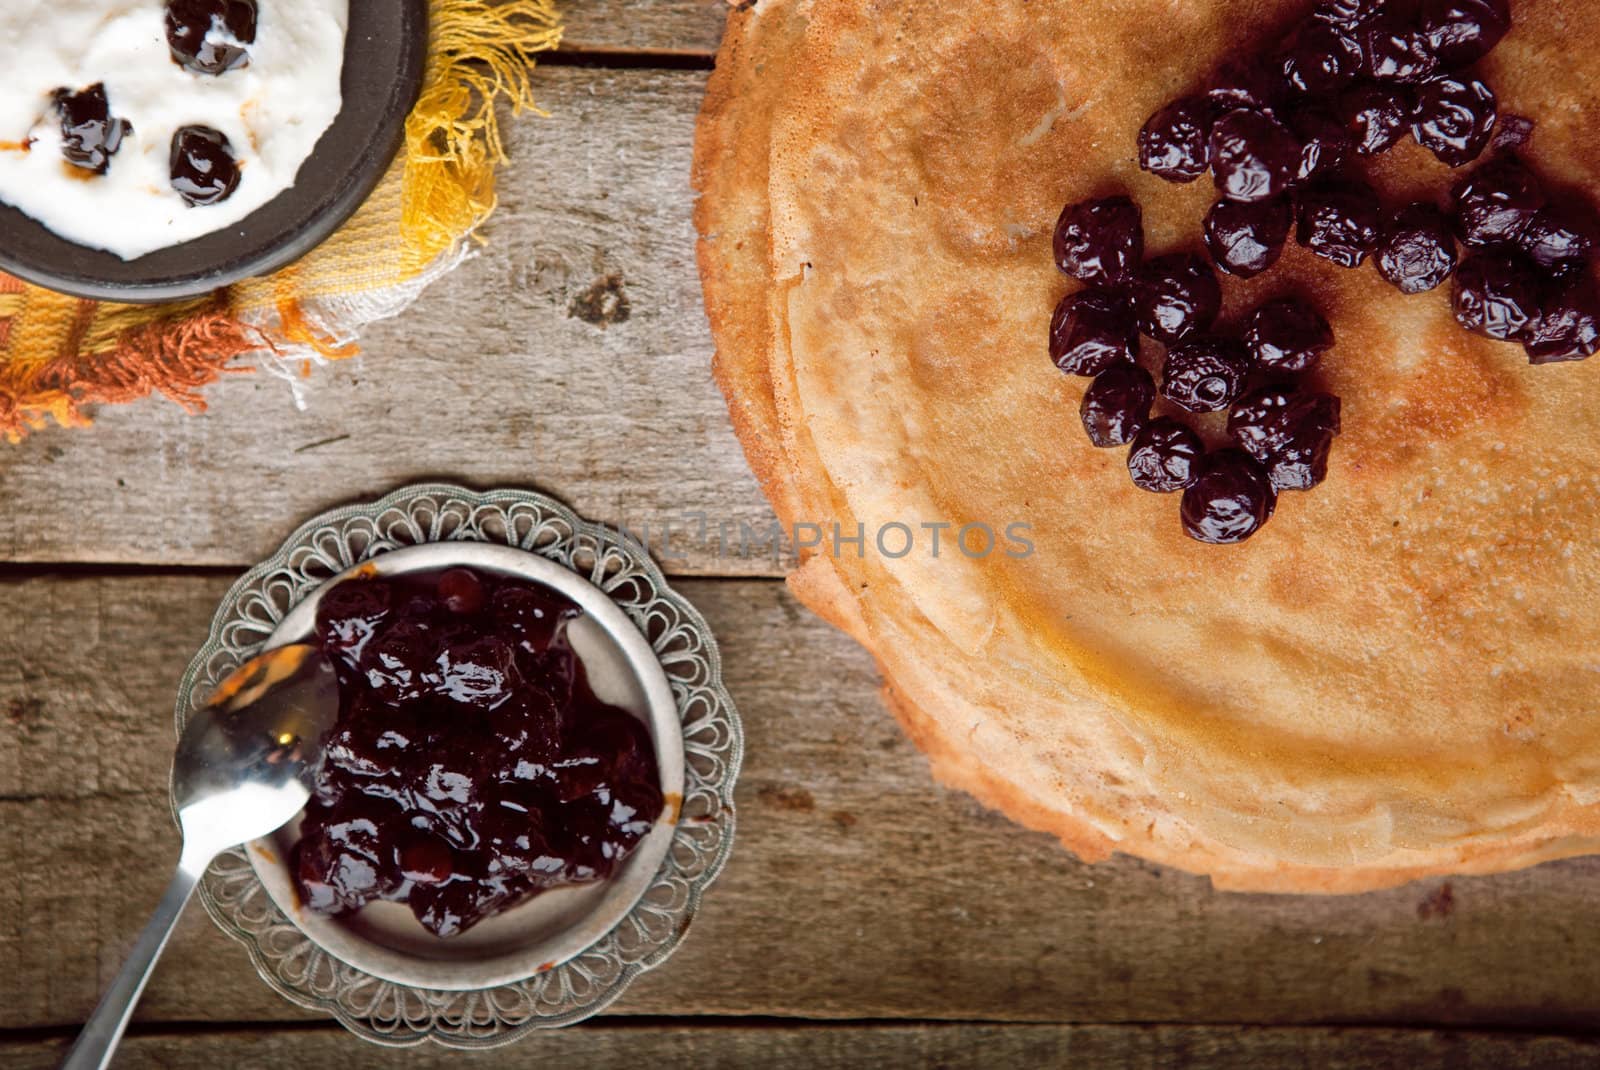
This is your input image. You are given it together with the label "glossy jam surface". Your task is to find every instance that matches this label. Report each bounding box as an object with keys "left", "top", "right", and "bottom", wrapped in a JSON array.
[
  {"left": 292, "top": 567, "right": 664, "bottom": 939},
  {"left": 169, "top": 125, "right": 240, "bottom": 206},
  {"left": 54, "top": 84, "right": 130, "bottom": 174},
  {"left": 166, "top": 0, "right": 259, "bottom": 75}
]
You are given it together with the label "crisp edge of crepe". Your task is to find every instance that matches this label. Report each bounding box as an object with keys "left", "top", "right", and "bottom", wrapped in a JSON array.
[{"left": 690, "top": 0, "right": 1600, "bottom": 893}]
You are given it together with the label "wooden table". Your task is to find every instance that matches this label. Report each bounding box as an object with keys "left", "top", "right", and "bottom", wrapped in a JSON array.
[{"left": 4, "top": 5, "right": 1599, "bottom": 1066}]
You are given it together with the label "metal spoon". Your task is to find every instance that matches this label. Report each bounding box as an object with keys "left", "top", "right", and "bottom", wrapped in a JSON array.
[{"left": 62, "top": 643, "right": 339, "bottom": 1070}]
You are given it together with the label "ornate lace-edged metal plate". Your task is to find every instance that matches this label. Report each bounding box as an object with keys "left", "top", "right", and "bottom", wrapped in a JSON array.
[{"left": 174, "top": 484, "right": 742, "bottom": 1047}]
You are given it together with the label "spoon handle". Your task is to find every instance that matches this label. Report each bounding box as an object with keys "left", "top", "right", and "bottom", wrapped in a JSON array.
[{"left": 61, "top": 859, "right": 204, "bottom": 1070}]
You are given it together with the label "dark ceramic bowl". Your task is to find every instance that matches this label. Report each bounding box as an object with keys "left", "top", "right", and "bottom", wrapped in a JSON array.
[{"left": 0, "top": 1, "right": 429, "bottom": 303}]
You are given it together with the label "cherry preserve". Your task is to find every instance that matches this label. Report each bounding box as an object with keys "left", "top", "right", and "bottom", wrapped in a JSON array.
[{"left": 291, "top": 566, "right": 664, "bottom": 938}]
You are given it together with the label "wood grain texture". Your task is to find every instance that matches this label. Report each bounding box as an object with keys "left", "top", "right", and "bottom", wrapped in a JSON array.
[
  {"left": 6, "top": 573, "right": 1600, "bottom": 1033},
  {"left": 2, "top": 3, "right": 1588, "bottom": 1059},
  {"left": 0, "top": 68, "right": 786, "bottom": 576},
  {"left": 561, "top": 0, "right": 726, "bottom": 54},
  {"left": 7, "top": 1024, "right": 1599, "bottom": 1070}
]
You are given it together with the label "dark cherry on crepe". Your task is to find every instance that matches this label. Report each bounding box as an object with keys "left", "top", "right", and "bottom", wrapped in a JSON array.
[
  {"left": 1046, "top": 0, "right": 1600, "bottom": 547},
  {"left": 1525, "top": 277, "right": 1600, "bottom": 364},
  {"left": 1452, "top": 249, "right": 1541, "bottom": 341},
  {"left": 1376, "top": 202, "right": 1460, "bottom": 293},
  {"left": 1205, "top": 196, "right": 1293, "bottom": 278},
  {"left": 1210, "top": 109, "right": 1301, "bottom": 203},
  {"left": 1161, "top": 336, "right": 1252, "bottom": 413},
  {"left": 1181, "top": 450, "right": 1278, "bottom": 544},
  {"left": 1080, "top": 364, "right": 1155, "bottom": 447},
  {"left": 1128, "top": 419, "right": 1204, "bottom": 493},
  {"left": 1344, "top": 85, "right": 1411, "bottom": 156},
  {"left": 1245, "top": 297, "right": 1335, "bottom": 373},
  {"left": 1452, "top": 155, "right": 1544, "bottom": 247},
  {"left": 1412, "top": 75, "right": 1498, "bottom": 167},
  {"left": 1297, "top": 181, "right": 1383, "bottom": 267},
  {"left": 1132, "top": 254, "right": 1222, "bottom": 343},
  {"left": 1049, "top": 288, "right": 1139, "bottom": 376},
  {"left": 1053, "top": 196, "right": 1145, "bottom": 288},
  {"left": 1139, "top": 97, "right": 1214, "bottom": 183},
  {"left": 1228, "top": 386, "right": 1343, "bottom": 492}
]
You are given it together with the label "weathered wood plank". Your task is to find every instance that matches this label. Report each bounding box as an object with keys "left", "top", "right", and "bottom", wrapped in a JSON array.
[
  {"left": 7, "top": 1023, "right": 1599, "bottom": 1070},
  {"left": 561, "top": 1, "right": 725, "bottom": 55},
  {"left": 6, "top": 572, "right": 1600, "bottom": 1031},
  {"left": 0, "top": 68, "right": 784, "bottom": 576}
]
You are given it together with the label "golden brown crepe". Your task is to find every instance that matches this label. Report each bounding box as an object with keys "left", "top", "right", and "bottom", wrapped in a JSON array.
[{"left": 693, "top": 0, "right": 1600, "bottom": 892}]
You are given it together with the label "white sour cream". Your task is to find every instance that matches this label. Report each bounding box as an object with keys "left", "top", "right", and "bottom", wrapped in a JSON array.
[{"left": 0, "top": 0, "right": 348, "bottom": 260}]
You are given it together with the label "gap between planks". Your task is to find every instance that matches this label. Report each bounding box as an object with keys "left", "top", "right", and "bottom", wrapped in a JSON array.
[
  {"left": 545, "top": 45, "right": 716, "bottom": 70},
  {"left": 7, "top": 1015, "right": 1600, "bottom": 1042},
  {"left": 3, "top": 1021, "right": 1599, "bottom": 1070},
  {"left": 9, "top": 575, "right": 1600, "bottom": 1032}
]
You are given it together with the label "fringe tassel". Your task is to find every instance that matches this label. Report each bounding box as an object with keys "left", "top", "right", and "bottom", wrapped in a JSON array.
[
  {"left": 400, "top": 0, "right": 562, "bottom": 270},
  {"left": 0, "top": 307, "right": 266, "bottom": 441},
  {"left": 0, "top": 0, "right": 561, "bottom": 442}
]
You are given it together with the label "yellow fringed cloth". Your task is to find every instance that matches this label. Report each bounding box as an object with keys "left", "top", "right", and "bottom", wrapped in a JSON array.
[{"left": 0, "top": 0, "right": 561, "bottom": 442}]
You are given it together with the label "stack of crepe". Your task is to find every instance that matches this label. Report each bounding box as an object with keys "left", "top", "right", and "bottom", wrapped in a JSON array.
[{"left": 694, "top": 0, "right": 1600, "bottom": 892}]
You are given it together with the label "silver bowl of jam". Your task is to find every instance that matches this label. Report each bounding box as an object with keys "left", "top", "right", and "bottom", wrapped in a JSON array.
[
  {"left": 176, "top": 485, "right": 741, "bottom": 1045},
  {"left": 257, "top": 542, "right": 686, "bottom": 990}
]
